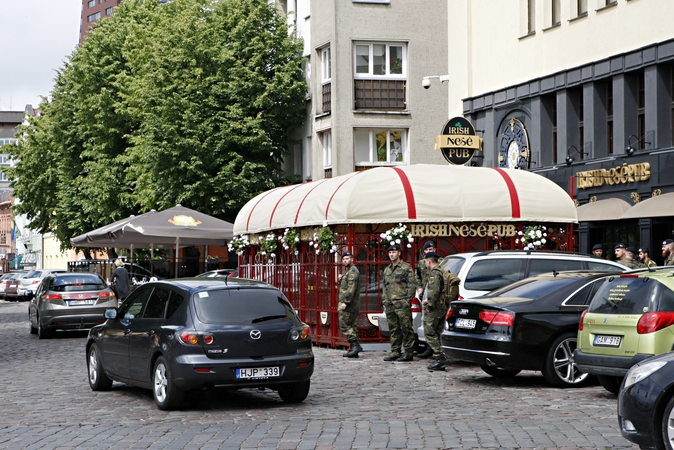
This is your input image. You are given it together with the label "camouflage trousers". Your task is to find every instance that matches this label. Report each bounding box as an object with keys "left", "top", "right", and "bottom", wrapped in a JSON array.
[
  {"left": 385, "top": 302, "right": 415, "bottom": 355},
  {"left": 423, "top": 307, "right": 447, "bottom": 360},
  {"left": 339, "top": 309, "right": 359, "bottom": 342}
]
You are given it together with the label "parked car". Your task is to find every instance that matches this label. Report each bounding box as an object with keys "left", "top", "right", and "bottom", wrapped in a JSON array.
[
  {"left": 16, "top": 269, "right": 68, "bottom": 301},
  {"left": 27, "top": 272, "right": 117, "bottom": 339},
  {"left": 575, "top": 268, "right": 674, "bottom": 394},
  {"left": 196, "top": 268, "right": 238, "bottom": 278},
  {"left": 86, "top": 278, "right": 314, "bottom": 410},
  {"left": 441, "top": 270, "right": 620, "bottom": 387},
  {"left": 4, "top": 271, "right": 31, "bottom": 301},
  {"left": 377, "top": 250, "right": 627, "bottom": 346},
  {"left": 0, "top": 272, "right": 23, "bottom": 299},
  {"left": 618, "top": 351, "right": 674, "bottom": 450}
]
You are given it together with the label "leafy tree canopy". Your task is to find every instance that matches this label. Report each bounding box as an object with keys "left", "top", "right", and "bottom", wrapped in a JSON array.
[{"left": 6, "top": 0, "right": 306, "bottom": 250}]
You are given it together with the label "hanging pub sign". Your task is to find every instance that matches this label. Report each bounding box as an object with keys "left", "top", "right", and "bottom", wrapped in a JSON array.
[
  {"left": 498, "top": 118, "right": 530, "bottom": 170},
  {"left": 435, "top": 117, "right": 482, "bottom": 165}
]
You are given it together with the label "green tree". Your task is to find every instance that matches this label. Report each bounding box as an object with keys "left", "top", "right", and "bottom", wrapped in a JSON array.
[{"left": 7, "top": 0, "right": 306, "bottom": 250}]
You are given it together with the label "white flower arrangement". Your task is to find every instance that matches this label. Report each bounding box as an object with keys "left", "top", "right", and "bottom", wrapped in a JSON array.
[
  {"left": 516, "top": 225, "right": 548, "bottom": 250},
  {"left": 309, "top": 221, "right": 337, "bottom": 255},
  {"left": 227, "top": 235, "right": 250, "bottom": 256},
  {"left": 281, "top": 228, "right": 300, "bottom": 255},
  {"left": 380, "top": 223, "right": 414, "bottom": 249},
  {"left": 260, "top": 233, "right": 279, "bottom": 260}
]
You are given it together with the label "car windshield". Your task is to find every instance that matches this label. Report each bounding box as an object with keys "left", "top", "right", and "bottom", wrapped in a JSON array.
[
  {"left": 485, "top": 277, "right": 579, "bottom": 299},
  {"left": 194, "top": 288, "right": 295, "bottom": 325},
  {"left": 52, "top": 274, "right": 106, "bottom": 292},
  {"left": 588, "top": 276, "right": 674, "bottom": 314},
  {"left": 463, "top": 258, "right": 526, "bottom": 291}
]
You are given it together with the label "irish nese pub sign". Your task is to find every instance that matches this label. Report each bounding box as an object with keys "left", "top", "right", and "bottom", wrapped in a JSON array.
[
  {"left": 410, "top": 223, "right": 517, "bottom": 238},
  {"left": 435, "top": 117, "right": 482, "bottom": 165}
]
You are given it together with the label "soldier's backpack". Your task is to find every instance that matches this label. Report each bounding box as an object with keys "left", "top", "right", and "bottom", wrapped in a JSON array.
[{"left": 439, "top": 268, "right": 460, "bottom": 308}]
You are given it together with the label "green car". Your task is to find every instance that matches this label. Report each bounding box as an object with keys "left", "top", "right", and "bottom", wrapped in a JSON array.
[{"left": 575, "top": 269, "right": 674, "bottom": 394}]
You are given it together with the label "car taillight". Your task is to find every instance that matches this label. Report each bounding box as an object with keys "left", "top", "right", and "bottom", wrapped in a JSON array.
[
  {"left": 411, "top": 297, "right": 422, "bottom": 313},
  {"left": 579, "top": 310, "right": 588, "bottom": 331},
  {"left": 446, "top": 307, "right": 455, "bottom": 320},
  {"left": 228, "top": 272, "right": 235, "bottom": 277},
  {"left": 300, "top": 325, "right": 310, "bottom": 340},
  {"left": 99, "top": 291, "right": 115, "bottom": 299},
  {"left": 178, "top": 332, "right": 200, "bottom": 345},
  {"left": 31, "top": 280, "right": 40, "bottom": 284},
  {"left": 637, "top": 312, "right": 674, "bottom": 334},
  {"left": 43, "top": 294, "right": 62, "bottom": 301},
  {"left": 479, "top": 310, "right": 514, "bottom": 326}
]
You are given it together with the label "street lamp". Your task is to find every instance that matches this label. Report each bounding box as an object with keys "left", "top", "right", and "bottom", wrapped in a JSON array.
[
  {"left": 422, "top": 75, "right": 449, "bottom": 89},
  {"left": 565, "top": 145, "right": 581, "bottom": 166},
  {"left": 625, "top": 134, "right": 651, "bottom": 156}
]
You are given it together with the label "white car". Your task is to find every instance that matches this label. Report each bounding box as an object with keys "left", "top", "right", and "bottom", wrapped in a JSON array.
[{"left": 17, "top": 269, "right": 68, "bottom": 299}]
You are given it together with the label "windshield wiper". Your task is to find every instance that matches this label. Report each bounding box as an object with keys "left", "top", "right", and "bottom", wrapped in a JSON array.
[{"left": 251, "top": 315, "right": 287, "bottom": 323}]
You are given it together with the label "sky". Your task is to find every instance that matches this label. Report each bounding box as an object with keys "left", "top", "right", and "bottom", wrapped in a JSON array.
[{"left": 0, "top": 0, "right": 82, "bottom": 111}]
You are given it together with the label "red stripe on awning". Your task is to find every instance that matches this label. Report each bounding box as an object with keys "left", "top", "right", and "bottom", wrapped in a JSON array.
[
  {"left": 325, "top": 172, "right": 364, "bottom": 220},
  {"left": 492, "top": 168, "right": 521, "bottom": 218},
  {"left": 294, "top": 179, "right": 330, "bottom": 225},
  {"left": 269, "top": 183, "right": 305, "bottom": 229},
  {"left": 391, "top": 167, "right": 417, "bottom": 219},
  {"left": 245, "top": 187, "right": 283, "bottom": 232}
]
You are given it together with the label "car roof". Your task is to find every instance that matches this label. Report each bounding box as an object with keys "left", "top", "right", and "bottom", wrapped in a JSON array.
[{"left": 137, "top": 277, "right": 277, "bottom": 293}]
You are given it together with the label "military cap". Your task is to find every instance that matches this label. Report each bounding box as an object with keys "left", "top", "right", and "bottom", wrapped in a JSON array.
[
  {"left": 639, "top": 248, "right": 649, "bottom": 254},
  {"left": 664, "top": 239, "right": 674, "bottom": 246},
  {"left": 424, "top": 251, "right": 439, "bottom": 260},
  {"left": 626, "top": 246, "right": 637, "bottom": 254},
  {"left": 614, "top": 243, "right": 626, "bottom": 249},
  {"left": 592, "top": 244, "right": 602, "bottom": 251},
  {"left": 387, "top": 243, "right": 401, "bottom": 251},
  {"left": 341, "top": 251, "right": 353, "bottom": 257},
  {"left": 423, "top": 240, "right": 436, "bottom": 250}
]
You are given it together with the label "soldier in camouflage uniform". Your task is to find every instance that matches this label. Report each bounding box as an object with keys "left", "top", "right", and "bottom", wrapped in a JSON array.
[
  {"left": 382, "top": 243, "right": 417, "bottom": 362},
  {"left": 663, "top": 239, "right": 674, "bottom": 266},
  {"left": 615, "top": 243, "right": 645, "bottom": 269},
  {"left": 338, "top": 251, "right": 362, "bottom": 358},
  {"left": 416, "top": 240, "right": 438, "bottom": 359},
  {"left": 421, "top": 252, "right": 452, "bottom": 371},
  {"left": 638, "top": 248, "right": 657, "bottom": 268}
]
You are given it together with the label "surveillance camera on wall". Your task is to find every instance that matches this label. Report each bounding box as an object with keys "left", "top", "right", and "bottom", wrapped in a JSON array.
[{"left": 422, "top": 78, "right": 431, "bottom": 89}]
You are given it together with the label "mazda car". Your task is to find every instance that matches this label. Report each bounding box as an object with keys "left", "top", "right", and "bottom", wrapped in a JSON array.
[{"left": 86, "top": 278, "right": 314, "bottom": 410}]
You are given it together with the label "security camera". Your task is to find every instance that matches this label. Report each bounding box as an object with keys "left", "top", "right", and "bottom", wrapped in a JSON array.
[{"left": 422, "top": 78, "right": 431, "bottom": 89}]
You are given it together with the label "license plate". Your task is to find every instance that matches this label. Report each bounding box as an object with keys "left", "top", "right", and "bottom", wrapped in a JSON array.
[
  {"left": 455, "top": 318, "right": 477, "bottom": 329},
  {"left": 236, "top": 367, "right": 280, "bottom": 379},
  {"left": 594, "top": 335, "right": 622, "bottom": 347},
  {"left": 68, "top": 300, "right": 95, "bottom": 306}
]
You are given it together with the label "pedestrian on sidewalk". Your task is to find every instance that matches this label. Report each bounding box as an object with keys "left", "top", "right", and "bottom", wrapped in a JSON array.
[{"left": 111, "top": 259, "right": 130, "bottom": 305}]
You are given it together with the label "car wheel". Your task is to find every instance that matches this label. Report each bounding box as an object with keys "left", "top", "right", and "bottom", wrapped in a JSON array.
[
  {"left": 660, "top": 395, "right": 674, "bottom": 450},
  {"left": 277, "top": 380, "right": 311, "bottom": 403},
  {"left": 597, "top": 375, "right": 623, "bottom": 394},
  {"left": 153, "top": 356, "right": 185, "bottom": 410},
  {"left": 542, "top": 332, "right": 592, "bottom": 388},
  {"left": 29, "top": 311, "right": 37, "bottom": 335},
  {"left": 480, "top": 364, "right": 521, "bottom": 378},
  {"left": 37, "top": 317, "right": 52, "bottom": 340},
  {"left": 88, "top": 344, "right": 113, "bottom": 391}
]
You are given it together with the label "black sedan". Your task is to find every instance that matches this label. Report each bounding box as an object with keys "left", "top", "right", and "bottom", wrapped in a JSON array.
[
  {"left": 86, "top": 278, "right": 314, "bottom": 410},
  {"left": 441, "top": 270, "right": 620, "bottom": 388},
  {"left": 618, "top": 352, "right": 674, "bottom": 450}
]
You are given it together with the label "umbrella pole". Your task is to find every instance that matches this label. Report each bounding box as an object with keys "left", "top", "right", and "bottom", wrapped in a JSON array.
[
  {"left": 204, "top": 245, "right": 209, "bottom": 272},
  {"left": 174, "top": 238, "right": 179, "bottom": 278}
]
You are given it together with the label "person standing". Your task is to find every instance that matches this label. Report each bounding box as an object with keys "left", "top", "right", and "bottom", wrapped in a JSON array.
[
  {"left": 591, "top": 244, "right": 603, "bottom": 258},
  {"left": 626, "top": 247, "right": 646, "bottom": 268},
  {"left": 382, "top": 243, "right": 417, "bottom": 362},
  {"left": 338, "top": 251, "right": 362, "bottom": 358},
  {"left": 415, "top": 240, "right": 437, "bottom": 359},
  {"left": 638, "top": 248, "right": 657, "bottom": 268},
  {"left": 111, "top": 259, "right": 130, "bottom": 304},
  {"left": 421, "top": 252, "right": 453, "bottom": 371},
  {"left": 614, "top": 243, "right": 642, "bottom": 269},
  {"left": 662, "top": 239, "right": 674, "bottom": 266}
]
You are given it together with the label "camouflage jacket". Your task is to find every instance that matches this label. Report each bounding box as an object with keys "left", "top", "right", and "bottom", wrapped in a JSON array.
[
  {"left": 666, "top": 253, "right": 674, "bottom": 266},
  {"left": 383, "top": 261, "right": 416, "bottom": 305},
  {"left": 620, "top": 258, "right": 645, "bottom": 269},
  {"left": 339, "top": 264, "right": 361, "bottom": 312},
  {"left": 424, "top": 266, "right": 445, "bottom": 310},
  {"left": 415, "top": 259, "right": 432, "bottom": 291}
]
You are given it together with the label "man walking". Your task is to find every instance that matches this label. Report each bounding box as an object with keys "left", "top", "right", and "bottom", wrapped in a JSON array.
[
  {"left": 338, "top": 251, "right": 362, "bottom": 358},
  {"left": 421, "top": 251, "right": 454, "bottom": 371},
  {"left": 382, "top": 244, "right": 416, "bottom": 362}
]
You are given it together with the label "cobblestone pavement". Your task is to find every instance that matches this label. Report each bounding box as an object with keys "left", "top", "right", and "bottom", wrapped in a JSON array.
[{"left": 0, "top": 300, "right": 638, "bottom": 449}]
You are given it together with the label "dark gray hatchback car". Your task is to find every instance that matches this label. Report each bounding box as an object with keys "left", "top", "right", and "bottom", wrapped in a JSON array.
[{"left": 86, "top": 278, "right": 314, "bottom": 410}]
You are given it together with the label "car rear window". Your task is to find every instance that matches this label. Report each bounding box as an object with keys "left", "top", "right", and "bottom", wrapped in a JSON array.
[
  {"left": 52, "top": 274, "right": 106, "bottom": 292},
  {"left": 486, "top": 277, "right": 579, "bottom": 299},
  {"left": 464, "top": 258, "right": 526, "bottom": 291},
  {"left": 25, "top": 271, "right": 42, "bottom": 278},
  {"left": 194, "top": 288, "right": 296, "bottom": 325},
  {"left": 589, "top": 276, "right": 674, "bottom": 314}
]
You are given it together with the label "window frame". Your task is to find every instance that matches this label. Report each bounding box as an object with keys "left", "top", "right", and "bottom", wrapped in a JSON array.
[
  {"left": 353, "top": 42, "right": 407, "bottom": 80},
  {"left": 321, "top": 47, "right": 331, "bottom": 84},
  {"left": 354, "top": 128, "right": 407, "bottom": 166},
  {"left": 322, "top": 131, "right": 332, "bottom": 169}
]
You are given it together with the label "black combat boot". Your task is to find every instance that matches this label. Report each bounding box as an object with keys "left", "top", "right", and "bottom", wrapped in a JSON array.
[
  {"left": 345, "top": 339, "right": 362, "bottom": 358},
  {"left": 342, "top": 342, "right": 353, "bottom": 357},
  {"left": 417, "top": 347, "right": 433, "bottom": 359},
  {"left": 427, "top": 358, "right": 447, "bottom": 371},
  {"left": 397, "top": 353, "right": 413, "bottom": 362},
  {"left": 383, "top": 353, "right": 400, "bottom": 361}
]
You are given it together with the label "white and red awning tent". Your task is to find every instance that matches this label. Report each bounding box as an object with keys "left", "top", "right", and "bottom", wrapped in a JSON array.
[{"left": 233, "top": 164, "right": 577, "bottom": 235}]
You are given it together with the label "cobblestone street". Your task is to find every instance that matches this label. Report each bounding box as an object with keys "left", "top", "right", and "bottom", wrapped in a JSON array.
[{"left": 0, "top": 300, "right": 637, "bottom": 449}]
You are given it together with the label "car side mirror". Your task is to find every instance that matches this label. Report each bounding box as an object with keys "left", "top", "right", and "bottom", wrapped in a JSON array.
[
  {"left": 25, "top": 290, "right": 35, "bottom": 300},
  {"left": 104, "top": 309, "right": 118, "bottom": 319}
]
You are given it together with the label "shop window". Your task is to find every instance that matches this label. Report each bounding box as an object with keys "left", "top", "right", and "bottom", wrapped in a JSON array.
[
  {"left": 354, "top": 128, "right": 406, "bottom": 167},
  {"left": 353, "top": 42, "right": 406, "bottom": 110}
]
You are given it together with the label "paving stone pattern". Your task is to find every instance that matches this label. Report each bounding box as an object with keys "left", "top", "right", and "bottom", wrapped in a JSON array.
[{"left": 0, "top": 300, "right": 637, "bottom": 449}]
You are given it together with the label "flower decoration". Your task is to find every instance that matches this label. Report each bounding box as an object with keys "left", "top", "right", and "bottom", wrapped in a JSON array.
[
  {"left": 380, "top": 223, "right": 414, "bottom": 249},
  {"left": 281, "top": 228, "right": 300, "bottom": 255},
  {"left": 516, "top": 225, "right": 548, "bottom": 250},
  {"left": 227, "top": 235, "right": 250, "bottom": 255},
  {"left": 309, "top": 221, "right": 337, "bottom": 255},
  {"left": 260, "top": 233, "right": 279, "bottom": 261},
  {"left": 206, "top": 254, "right": 219, "bottom": 260}
]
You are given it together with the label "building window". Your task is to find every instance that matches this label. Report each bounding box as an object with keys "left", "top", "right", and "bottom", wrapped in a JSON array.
[
  {"left": 0, "top": 139, "right": 15, "bottom": 148},
  {"left": 551, "top": 0, "right": 561, "bottom": 26},
  {"left": 527, "top": 0, "right": 535, "bottom": 34},
  {"left": 321, "top": 47, "right": 331, "bottom": 113},
  {"left": 607, "top": 85, "right": 614, "bottom": 155},
  {"left": 322, "top": 131, "right": 332, "bottom": 169},
  {"left": 354, "top": 128, "right": 406, "bottom": 166},
  {"left": 106, "top": 7, "right": 114, "bottom": 15},
  {"left": 88, "top": 12, "right": 101, "bottom": 22},
  {"left": 551, "top": 100, "right": 558, "bottom": 163},
  {"left": 637, "top": 71, "right": 646, "bottom": 148},
  {"left": 88, "top": 0, "right": 95, "bottom": 7},
  {"left": 577, "top": 0, "right": 588, "bottom": 16},
  {"left": 353, "top": 42, "right": 406, "bottom": 110}
]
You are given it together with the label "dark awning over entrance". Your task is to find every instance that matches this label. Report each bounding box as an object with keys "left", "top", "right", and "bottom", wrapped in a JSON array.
[
  {"left": 576, "top": 198, "right": 631, "bottom": 221},
  {"left": 621, "top": 192, "right": 674, "bottom": 219}
]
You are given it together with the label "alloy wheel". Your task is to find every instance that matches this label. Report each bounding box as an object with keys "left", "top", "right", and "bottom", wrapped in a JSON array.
[{"left": 154, "top": 362, "right": 168, "bottom": 403}]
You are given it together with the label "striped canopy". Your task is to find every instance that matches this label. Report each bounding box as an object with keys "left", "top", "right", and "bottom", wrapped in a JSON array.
[{"left": 233, "top": 164, "right": 577, "bottom": 235}]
